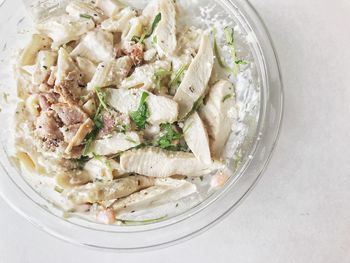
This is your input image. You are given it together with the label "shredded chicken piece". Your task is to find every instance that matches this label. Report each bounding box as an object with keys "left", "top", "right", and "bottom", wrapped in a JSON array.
[
  {"left": 54, "top": 71, "right": 84, "bottom": 105},
  {"left": 35, "top": 109, "right": 64, "bottom": 151},
  {"left": 38, "top": 83, "right": 51, "bottom": 93},
  {"left": 38, "top": 92, "right": 59, "bottom": 111},
  {"left": 51, "top": 103, "right": 88, "bottom": 126},
  {"left": 124, "top": 43, "right": 144, "bottom": 65}
]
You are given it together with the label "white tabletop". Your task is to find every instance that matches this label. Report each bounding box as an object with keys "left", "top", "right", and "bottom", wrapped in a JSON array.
[{"left": 1, "top": 0, "right": 350, "bottom": 262}]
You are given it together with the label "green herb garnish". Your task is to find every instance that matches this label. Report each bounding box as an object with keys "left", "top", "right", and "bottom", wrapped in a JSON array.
[
  {"left": 213, "top": 29, "right": 230, "bottom": 70},
  {"left": 83, "top": 113, "right": 103, "bottom": 155},
  {"left": 235, "top": 59, "right": 248, "bottom": 65},
  {"left": 224, "top": 27, "right": 239, "bottom": 76},
  {"left": 115, "top": 123, "right": 130, "bottom": 134},
  {"left": 154, "top": 68, "right": 172, "bottom": 91},
  {"left": 130, "top": 92, "right": 149, "bottom": 129},
  {"left": 105, "top": 159, "right": 112, "bottom": 172},
  {"left": 169, "top": 64, "right": 188, "bottom": 93},
  {"left": 131, "top": 35, "right": 141, "bottom": 43},
  {"left": 177, "top": 143, "right": 191, "bottom": 152},
  {"left": 117, "top": 215, "right": 167, "bottom": 225},
  {"left": 94, "top": 86, "right": 109, "bottom": 111},
  {"left": 54, "top": 186, "right": 64, "bottom": 193},
  {"left": 213, "top": 27, "right": 248, "bottom": 76},
  {"left": 222, "top": 94, "right": 233, "bottom": 102},
  {"left": 155, "top": 123, "right": 182, "bottom": 150},
  {"left": 224, "top": 27, "right": 234, "bottom": 46},
  {"left": 224, "top": 27, "right": 248, "bottom": 76},
  {"left": 234, "top": 151, "right": 242, "bottom": 171},
  {"left": 152, "top": 35, "right": 158, "bottom": 45},
  {"left": 185, "top": 96, "right": 204, "bottom": 120},
  {"left": 42, "top": 65, "right": 48, "bottom": 70},
  {"left": 75, "top": 155, "right": 90, "bottom": 169},
  {"left": 92, "top": 152, "right": 101, "bottom": 160},
  {"left": 80, "top": 14, "right": 92, "bottom": 19},
  {"left": 125, "top": 135, "right": 138, "bottom": 144},
  {"left": 82, "top": 88, "right": 108, "bottom": 155},
  {"left": 145, "top": 13, "right": 162, "bottom": 38},
  {"left": 132, "top": 13, "right": 162, "bottom": 45}
]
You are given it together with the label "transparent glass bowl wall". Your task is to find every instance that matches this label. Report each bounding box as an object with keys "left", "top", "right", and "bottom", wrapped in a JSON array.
[{"left": 0, "top": 0, "right": 283, "bottom": 250}]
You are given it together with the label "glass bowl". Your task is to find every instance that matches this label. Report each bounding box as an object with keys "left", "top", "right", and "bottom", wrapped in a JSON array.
[{"left": 0, "top": 0, "right": 283, "bottom": 250}]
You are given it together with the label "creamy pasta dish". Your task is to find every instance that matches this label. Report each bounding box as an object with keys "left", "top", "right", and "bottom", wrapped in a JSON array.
[{"left": 13, "top": 0, "right": 250, "bottom": 224}]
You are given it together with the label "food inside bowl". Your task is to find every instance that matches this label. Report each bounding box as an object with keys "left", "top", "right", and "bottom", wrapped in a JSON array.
[{"left": 13, "top": 0, "right": 257, "bottom": 224}]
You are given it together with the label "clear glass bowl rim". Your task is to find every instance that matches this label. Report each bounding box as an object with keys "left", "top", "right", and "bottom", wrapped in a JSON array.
[{"left": 0, "top": 0, "right": 284, "bottom": 251}]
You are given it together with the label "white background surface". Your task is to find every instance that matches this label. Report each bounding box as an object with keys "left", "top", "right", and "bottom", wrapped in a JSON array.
[{"left": 1, "top": 0, "right": 350, "bottom": 262}]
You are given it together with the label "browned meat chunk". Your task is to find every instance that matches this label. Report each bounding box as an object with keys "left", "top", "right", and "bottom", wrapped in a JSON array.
[
  {"left": 51, "top": 103, "right": 88, "bottom": 126},
  {"left": 38, "top": 92, "right": 59, "bottom": 111},
  {"left": 54, "top": 71, "right": 84, "bottom": 105},
  {"left": 35, "top": 109, "right": 64, "bottom": 151},
  {"left": 124, "top": 43, "right": 144, "bottom": 66}
]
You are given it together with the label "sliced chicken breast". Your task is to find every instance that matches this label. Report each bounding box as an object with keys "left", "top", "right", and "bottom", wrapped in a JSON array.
[
  {"left": 173, "top": 34, "right": 214, "bottom": 119},
  {"left": 51, "top": 103, "right": 88, "bottom": 126},
  {"left": 147, "top": 94, "right": 178, "bottom": 125},
  {"left": 90, "top": 131, "right": 142, "bottom": 156},
  {"left": 107, "top": 88, "right": 140, "bottom": 114},
  {"left": 120, "top": 147, "right": 220, "bottom": 177},
  {"left": 199, "top": 80, "right": 235, "bottom": 160},
  {"left": 107, "top": 89, "right": 178, "bottom": 125},
  {"left": 184, "top": 112, "right": 212, "bottom": 164},
  {"left": 66, "top": 176, "right": 155, "bottom": 204}
]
